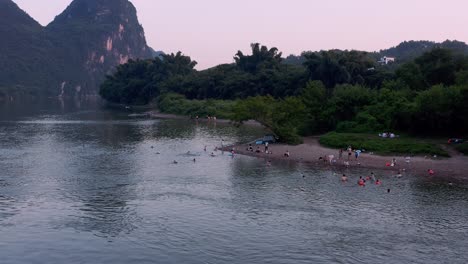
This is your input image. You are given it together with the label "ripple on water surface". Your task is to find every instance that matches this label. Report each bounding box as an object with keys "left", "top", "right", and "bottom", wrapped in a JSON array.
[{"left": 0, "top": 103, "right": 467, "bottom": 264}]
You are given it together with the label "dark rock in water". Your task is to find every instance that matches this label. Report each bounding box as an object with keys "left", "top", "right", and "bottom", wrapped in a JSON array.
[{"left": 0, "top": 0, "right": 154, "bottom": 97}]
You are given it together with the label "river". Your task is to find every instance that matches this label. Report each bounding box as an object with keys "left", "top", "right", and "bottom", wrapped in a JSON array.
[{"left": 0, "top": 99, "right": 467, "bottom": 264}]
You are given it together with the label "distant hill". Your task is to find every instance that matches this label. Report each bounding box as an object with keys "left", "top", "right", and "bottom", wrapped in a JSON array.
[
  {"left": 284, "top": 40, "right": 468, "bottom": 66},
  {"left": 0, "top": 0, "right": 153, "bottom": 97},
  {"left": 376, "top": 40, "right": 468, "bottom": 63}
]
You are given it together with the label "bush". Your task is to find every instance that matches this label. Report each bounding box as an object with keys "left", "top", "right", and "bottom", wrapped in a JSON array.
[
  {"left": 157, "top": 93, "right": 236, "bottom": 119},
  {"left": 319, "top": 132, "right": 449, "bottom": 156},
  {"left": 455, "top": 142, "right": 468, "bottom": 155}
]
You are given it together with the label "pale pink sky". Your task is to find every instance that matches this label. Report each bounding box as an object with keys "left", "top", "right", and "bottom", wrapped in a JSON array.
[{"left": 14, "top": 0, "right": 468, "bottom": 69}]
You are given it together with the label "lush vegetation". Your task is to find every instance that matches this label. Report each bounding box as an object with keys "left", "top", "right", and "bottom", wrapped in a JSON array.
[
  {"left": 455, "top": 142, "right": 468, "bottom": 155},
  {"left": 157, "top": 93, "right": 236, "bottom": 120},
  {"left": 100, "top": 42, "right": 468, "bottom": 149},
  {"left": 319, "top": 132, "right": 448, "bottom": 157}
]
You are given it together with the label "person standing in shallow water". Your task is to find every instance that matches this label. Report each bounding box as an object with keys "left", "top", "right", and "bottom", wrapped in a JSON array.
[
  {"left": 341, "top": 174, "right": 348, "bottom": 182},
  {"left": 339, "top": 149, "right": 343, "bottom": 159}
]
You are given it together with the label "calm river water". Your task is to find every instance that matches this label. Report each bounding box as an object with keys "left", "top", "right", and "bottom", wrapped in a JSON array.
[{"left": 0, "top": 99, "right": 467, "bottom": 264}]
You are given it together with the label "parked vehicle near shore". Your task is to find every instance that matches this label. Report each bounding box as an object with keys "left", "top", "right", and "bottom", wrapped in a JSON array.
[{"left": 253, "top": 134, "right": 278, "bottom": 145}]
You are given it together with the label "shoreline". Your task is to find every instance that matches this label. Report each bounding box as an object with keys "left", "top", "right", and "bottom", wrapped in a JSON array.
[
  {"left": 145, "top": 111, "right": 467, "bottom": 181},
  {"left": 224, "top": 137, "right": 468, "bottom": 181},
  {"left": 146, "top": 111, "right": 262, "bottom": 126}
]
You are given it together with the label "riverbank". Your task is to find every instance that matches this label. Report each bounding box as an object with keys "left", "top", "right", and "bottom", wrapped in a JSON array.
[
  {"left": 147, "top": 111, "right": 262, "bottom": 126},
  {"left": 224, "top": 137, "right": 468, "bottom": 180}
]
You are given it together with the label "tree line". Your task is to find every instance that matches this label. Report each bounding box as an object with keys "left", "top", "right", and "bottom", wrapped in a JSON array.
[{"left": 100, "top": 43, "right": 468, "bottom": 143}]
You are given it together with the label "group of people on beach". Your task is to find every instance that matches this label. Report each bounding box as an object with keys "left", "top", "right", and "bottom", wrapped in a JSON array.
[
  {"left": 247, "top": 142, "right": 276, "bottom": 155},
  {"left": 193, "top": 115, "right": 217, "bottom": 121},
  {"left": 338, "top": 146, "right": 362, "bottom": 161}
]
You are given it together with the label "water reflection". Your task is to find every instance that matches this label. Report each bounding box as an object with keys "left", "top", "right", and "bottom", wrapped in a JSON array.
[{"left": 1, "top": 99, "right": 468, "bottom": 263}]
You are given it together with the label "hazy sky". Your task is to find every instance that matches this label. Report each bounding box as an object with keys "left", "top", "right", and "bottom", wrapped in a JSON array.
[{"left": 14, "top": 0, "right": 468, "bottom": 69}]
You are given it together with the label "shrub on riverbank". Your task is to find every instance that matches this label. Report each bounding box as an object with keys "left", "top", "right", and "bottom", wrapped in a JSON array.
[
  {"left": 319, "top": 132, "right": 449, "bottom": 157},
  {"left": 157, "top": 93, "right": 236, "bottom": 119},
  {"left": 455, "top": 142, "right": 468, "bottom": 155}
]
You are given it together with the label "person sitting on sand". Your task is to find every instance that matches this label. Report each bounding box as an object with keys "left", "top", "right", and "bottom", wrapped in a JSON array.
[
  {"left": 247, "top": 144, "right": 253, "bottom": 152},
  {"left": 255, "top": 146, "right": 261, "bottom": 153},
  {"left": 284, "top": 150, "right": 290, "bottom": 157},
  {"left": 428, "top": 169, "right": 435, "bottom": 175}
]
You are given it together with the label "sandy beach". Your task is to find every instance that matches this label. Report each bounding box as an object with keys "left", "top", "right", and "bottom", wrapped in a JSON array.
[
  {"left": 224, "top": 137, "right": 468, "bottom": 181},
  {"left": 146, "top": 111, "right": 467, "bottom": 181}
]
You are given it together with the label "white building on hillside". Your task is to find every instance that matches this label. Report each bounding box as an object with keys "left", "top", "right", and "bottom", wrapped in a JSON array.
[{"left": 379, "top": 56, "right": 396, "bottom": 65}]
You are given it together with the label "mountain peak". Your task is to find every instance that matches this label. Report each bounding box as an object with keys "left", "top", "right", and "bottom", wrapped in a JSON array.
[
  {"left": 0, "top": 0, "right": 153, "bottom": 96},
  {"left": 0, "top": 0, "right": 41, "bottom": 30},
  {"left": 50, "top": 0, "right": 136, "bottom": 25}
]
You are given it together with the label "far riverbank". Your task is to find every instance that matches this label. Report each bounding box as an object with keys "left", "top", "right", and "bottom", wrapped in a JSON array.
[{"left": 147, "top": 111, "right": 262, "bottom": 126}]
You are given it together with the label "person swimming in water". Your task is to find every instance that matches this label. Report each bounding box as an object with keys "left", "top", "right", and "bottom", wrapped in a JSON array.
[
  {"left": 341, "top": 174, "right": 348, "bottom": 182},
  {"left": 375, "top": 179, "right": 382, "bottom": 185},
  {"left": 358, "top": 176, "right": 365, "bottom": 186},
  {"left": 173, "top": 160, "right": 178, "bottom": 164},
  {"left": 358, "top": 179, "right": 365, "bottom": 186}
]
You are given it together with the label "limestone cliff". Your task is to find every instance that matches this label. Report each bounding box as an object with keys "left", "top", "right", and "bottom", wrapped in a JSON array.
[{"left": 0, "top": 0, "right": 153, "bottom": 97}]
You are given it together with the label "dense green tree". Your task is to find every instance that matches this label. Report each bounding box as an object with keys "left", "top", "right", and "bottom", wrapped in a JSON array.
[
  {"left": 99, "top": 44, "right": 468, "bottom": 142},
  {"left": 300, "top": 81, "right": 328, "bottom": 133},
  {"left": 234, "top": 43, "right": 282, "bottom": 73}
]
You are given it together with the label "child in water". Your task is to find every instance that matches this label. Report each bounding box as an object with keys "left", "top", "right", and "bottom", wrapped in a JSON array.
[
  {"left": 358, "top": 176, "right": 365, "bottom": 186},
  {"left": 341, "top": 174, "right": 348, "bottom": 182}
]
